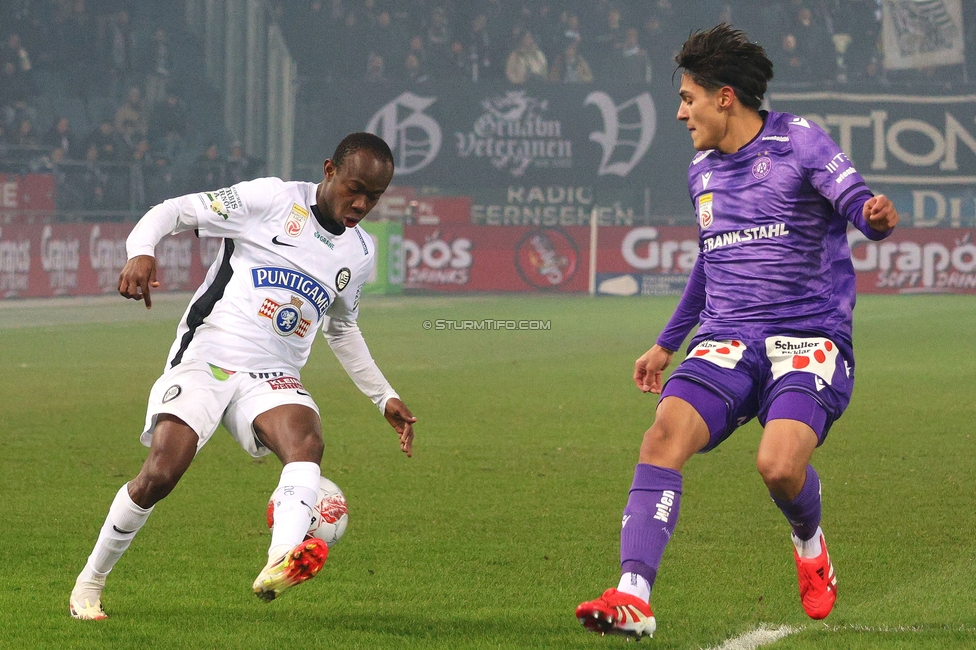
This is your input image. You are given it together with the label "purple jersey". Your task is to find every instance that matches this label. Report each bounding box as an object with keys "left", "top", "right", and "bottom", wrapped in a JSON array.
[{"left": 658, "top": 111, "right": 891, "bottom": 351}]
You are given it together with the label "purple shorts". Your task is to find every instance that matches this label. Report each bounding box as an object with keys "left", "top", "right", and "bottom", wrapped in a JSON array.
[{"left": 661, "top": 335, "right": 854, "bottom": 452}]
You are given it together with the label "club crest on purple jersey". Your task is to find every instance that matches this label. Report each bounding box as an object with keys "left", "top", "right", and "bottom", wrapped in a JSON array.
[{"left": 752, "top": 156, "right": 772, "bottom": 179}]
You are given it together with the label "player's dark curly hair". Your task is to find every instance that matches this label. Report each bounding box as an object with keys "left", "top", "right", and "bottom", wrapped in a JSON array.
[
  {"left": 674, "top": 23, "right": 773, "bottom": 110},
  {"left": 332, "top": 132, "right": 394, "bottom": 169}
]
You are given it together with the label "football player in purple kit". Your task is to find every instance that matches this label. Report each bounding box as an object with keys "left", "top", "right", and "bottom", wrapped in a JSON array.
[{"left": 576, "top": 24, "right": 898, "bottom": 639}]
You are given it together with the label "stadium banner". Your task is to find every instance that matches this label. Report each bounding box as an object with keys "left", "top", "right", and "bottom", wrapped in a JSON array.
[
  {"left": 468, "top": 184, "right": 647, "bottom": 227},
  {"left": 0, "top": 223, "right": 209, "bottom": 299},
  {"left": 409, "top": 196, "right": 472, "bottom": 225},
  {"left": 881, "top": 0, "right": 965, "bottom": 70},
  {"left": 593, "top": 226, "right": 699, "bottom": 296},
  {"left": 296, "top": 81, "right": 696, "bottom": 220},
  {"left": 401, "top": 224, "right": 698, "bottom": 294},
  {"left": 402, "top": 224, "right": 976, "bottom": 296},
  {"left": 0, "top": 174, "right": 56, "bottom": 225},
  {"left": 4, "top": 224, "right": 973, "bottom": 299},
  {"left": 849, "top": 227, "right": 976, "bottom": 293},
  {"left": 403, "top": 225, "right": 589, "bottom": 292},
  {"left": 768, "top": 91, "right": 976, "bottom": 229},
  {"left": 304, "top": 84, "right": 976, "bottom": 228},
  {"left": 359, "top": 220, "right": 404, "bottom": 295}
]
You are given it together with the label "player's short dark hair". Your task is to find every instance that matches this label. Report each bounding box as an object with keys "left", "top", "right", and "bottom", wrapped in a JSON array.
[
  {"left": 674, "top": 23, "right": 773, "bottom": 110},
  {"left": 332, "top": 132, "right": 394, "bottom": 170}
]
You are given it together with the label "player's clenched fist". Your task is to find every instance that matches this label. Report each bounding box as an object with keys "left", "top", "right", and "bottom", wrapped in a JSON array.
[{"left": 863, "top": 194, "right": 899, "bottom": 232}]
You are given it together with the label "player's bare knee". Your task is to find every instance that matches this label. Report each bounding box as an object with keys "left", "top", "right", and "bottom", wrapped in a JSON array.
[
  {"left": 639, "top": 421, "right": 688, "bottom": 468},
  {"left": 274, "top": 429, "right": 324, "bottom": 464},
  {"left": 129, "top": 468, "right": 181, "bottom": 507},
  {"left": 642, "top": 420, "right": 673, "bottom": 449},
  {"left": 758, "top": 468, "right": 791, "bottom": 495},
  {"left": 299, "top": 431, "right": 325, "bottom": 461},
  {"left": 756, "top": 455, "right": 802, "bottom": 495}
]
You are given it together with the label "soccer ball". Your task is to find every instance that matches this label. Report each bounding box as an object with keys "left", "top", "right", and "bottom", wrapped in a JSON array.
[{"left": 266, "top": 477, "right": 349, "bottom": 547}]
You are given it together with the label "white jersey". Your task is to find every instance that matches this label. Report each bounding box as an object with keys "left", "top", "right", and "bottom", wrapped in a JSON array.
[{"left": 127, "top": 178, "right": 396, "bottom": 411}]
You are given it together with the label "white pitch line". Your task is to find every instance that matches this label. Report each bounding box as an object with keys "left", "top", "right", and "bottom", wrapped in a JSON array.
[{"left": 703, "top": 624, "right": 799, "bottom": 650}]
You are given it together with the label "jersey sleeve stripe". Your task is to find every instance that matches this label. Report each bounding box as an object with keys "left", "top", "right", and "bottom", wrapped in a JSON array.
[{"left": 835, "top": 182, "right": 873, "bottom": 215}]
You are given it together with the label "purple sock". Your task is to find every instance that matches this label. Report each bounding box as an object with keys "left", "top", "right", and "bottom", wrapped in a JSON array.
[
  {"left": 770, "top": 464, "right": 822, "bottom": 541},
  {"left": 620, "top": 463, "right": 683, "bottom": 589}
]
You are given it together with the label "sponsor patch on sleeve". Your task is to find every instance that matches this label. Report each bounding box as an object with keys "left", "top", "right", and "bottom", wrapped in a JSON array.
[
  {"left": 688, "top": 339, "right": 746, "bottom": 369},
  {"left": 765, "top": 336, "right": 838, "bottom": 385},
  {"left": 202, "top": 187, "right": 243, "bottom": 220}
]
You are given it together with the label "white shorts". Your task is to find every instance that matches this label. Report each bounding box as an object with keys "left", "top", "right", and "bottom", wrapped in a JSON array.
[{"left": 142, "top": 359, "right": 319, "bottom": 458}]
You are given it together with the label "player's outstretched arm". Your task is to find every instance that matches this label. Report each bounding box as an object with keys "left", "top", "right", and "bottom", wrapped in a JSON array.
[
  {"left": 634, "top": 345, "right": 674, "bottom": 394},
  {"left": 121, "top": 196, "right": 204, "bottom": 309},
  {"left": 118, "top": 255, "right": 159, "bottom": 309},
  {"left": 863, "top": 194, "right": 899, "bottom": 232},
  {"left": 383, "top": 398, "right": 417, "bottom": 457}
]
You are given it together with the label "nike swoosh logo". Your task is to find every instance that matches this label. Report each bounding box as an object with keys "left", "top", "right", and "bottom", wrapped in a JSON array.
[
  {"left": 296, "top": 390, "right": 310, "bottom": 396},
  {"left": 113, "top": 525, "right": 135, "bottom": 535},
  {"left": 272, "top": 236, "right": 297, "bottom": 247}
]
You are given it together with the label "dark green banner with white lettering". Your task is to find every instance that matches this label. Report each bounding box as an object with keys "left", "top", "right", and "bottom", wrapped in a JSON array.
[
  {"left": 295, "top": 81, "right": 697, "bottom": 221},
  {"left": 295, "top": 84, "right": 976, "bottom": 227}
]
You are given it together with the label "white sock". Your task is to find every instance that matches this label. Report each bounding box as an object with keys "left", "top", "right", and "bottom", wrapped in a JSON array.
[
  {"left": 617, "top": 572, "right": 651, "bottom": 603},
  {"left": 80, "top": 484, "right": 154, "bottom": 582},
  {"left": 268, "top": 461, "right": 320, "bottom": 559},
  {"left": 792, "top": 526, "right": 824, "bottom": 559}
]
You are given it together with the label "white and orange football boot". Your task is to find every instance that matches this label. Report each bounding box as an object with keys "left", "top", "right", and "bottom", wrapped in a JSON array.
[
  {"left": 69, "top": 573, "right": 108, "bottom": 620},
  {"left": 576, "top": 588, "right": 656, "bottom": 639},
  {"left": 252, "top": 538, "right": 328, "bottom": 602},
  {"left": 793, "top": 531, "right": 837, "bottom": 619}
]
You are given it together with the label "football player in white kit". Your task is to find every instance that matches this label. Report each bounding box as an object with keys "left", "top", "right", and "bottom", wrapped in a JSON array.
[{"left": 70, "top": 133, "right": 417, "bottom": 619}]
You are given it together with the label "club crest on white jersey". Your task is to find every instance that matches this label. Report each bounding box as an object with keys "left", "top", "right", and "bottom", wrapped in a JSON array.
[{"left": 335, "top": 267, "right": 351, "bottom": 292}]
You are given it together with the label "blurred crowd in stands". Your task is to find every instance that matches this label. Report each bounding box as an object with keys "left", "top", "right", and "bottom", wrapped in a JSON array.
[
  {"left": 277, "top": 0, "right": 975, "bottom": 88},
  {"left": 0, "top": 0, "right": 261, "bottom": 216},
  {"left": 2, "top": 0, "right": 974, "bottom": 218}
]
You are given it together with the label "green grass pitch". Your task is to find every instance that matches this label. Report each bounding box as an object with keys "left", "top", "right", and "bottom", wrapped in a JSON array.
[{"left": 1, "top": 293, "right": 974, "bottom": 649}]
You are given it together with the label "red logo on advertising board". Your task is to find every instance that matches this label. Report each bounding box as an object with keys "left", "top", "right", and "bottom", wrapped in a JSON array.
[{"left": 514, "top": 228, "right": 579, "bottom": 289}]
